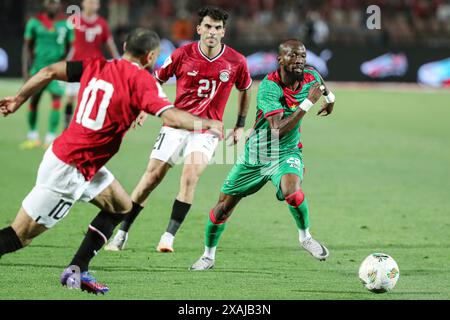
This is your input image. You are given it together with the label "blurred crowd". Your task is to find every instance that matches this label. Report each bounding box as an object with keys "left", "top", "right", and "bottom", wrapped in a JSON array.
[{"left": 18, "top": 0, "right": 450, "bottom": 47}]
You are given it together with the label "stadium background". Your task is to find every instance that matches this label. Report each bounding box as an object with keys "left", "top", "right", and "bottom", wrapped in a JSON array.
[
  {"left": 0, "top": 0, "right": 449, "bottom": 300},
  {"left": 0, "top": 0, "right": 450, "bottom": 83}
]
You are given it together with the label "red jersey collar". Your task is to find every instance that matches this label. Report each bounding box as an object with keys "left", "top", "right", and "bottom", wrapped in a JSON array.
[{"left": 196, "top": 41, "right": 226, "bottom": 62}]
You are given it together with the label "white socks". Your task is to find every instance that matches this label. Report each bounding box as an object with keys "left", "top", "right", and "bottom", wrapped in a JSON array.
[
  {"left": 116, "top": 229, "right": 128, "bottom": 239},
  {"left": 203, "top": 246, "right": 216, "bottom": 260},
  {"left": 27, "top": 131, "right": 39, "bottom": 141},
  {"left": 45, "top": 133, "right": 56, "bottom": 145},
  {"left": 299, "top": 228, "right": 312, "bottom": 242},
  {"left": 160, "top": 232, "right": 174, "bottom": 245}
]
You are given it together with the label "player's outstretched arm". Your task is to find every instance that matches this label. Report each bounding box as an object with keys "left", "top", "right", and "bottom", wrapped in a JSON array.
[
  {"left": 267, "top": 82, "right": 324, "bottom": 137},
  {"left": 0, "top": 61, "right": 68, "bottom": 117},
  {"left": 160, "top": 108, "right": 223, "bottom": 137}
]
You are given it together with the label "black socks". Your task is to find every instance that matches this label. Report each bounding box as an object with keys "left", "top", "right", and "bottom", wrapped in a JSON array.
[
  {"left": 119, "top": 202, "right": 144, "bottom": 232},
  {"left": 0, "top": 227, "right": 23, "bottom": 256},
  {"left": 70, "top": 210, "right": 124, "bottom": 272},
  {"left": 166, "top": 199, "right": 191, "bottom": 236}
]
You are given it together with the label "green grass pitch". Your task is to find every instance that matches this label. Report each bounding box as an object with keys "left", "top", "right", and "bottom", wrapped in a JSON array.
[{"left": 0, "top": 79, "right": 449, "bottom": 300}]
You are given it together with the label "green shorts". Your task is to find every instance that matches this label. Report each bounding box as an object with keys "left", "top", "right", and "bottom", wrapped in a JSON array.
[
  {"left": 221, "top": 150, "right": 304, "bottom": 201},
  {"left": 30, "top": 65, "right": 65, "bottom": 96}
]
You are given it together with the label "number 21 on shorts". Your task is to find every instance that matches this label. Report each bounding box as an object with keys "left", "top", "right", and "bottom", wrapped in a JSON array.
[{"left": 76, "top": 78, "right": 114, "bottom": 131}]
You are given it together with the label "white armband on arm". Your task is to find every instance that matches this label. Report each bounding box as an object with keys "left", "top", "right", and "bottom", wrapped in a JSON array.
[
  {"left": 299, "top": 99, "right": 314, "bottom": 112},
  {"left": 324, "top": 91, "right": 335, "bottom": 103}
]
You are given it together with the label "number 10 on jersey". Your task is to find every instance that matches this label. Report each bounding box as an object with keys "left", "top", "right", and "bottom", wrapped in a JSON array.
[{"left": 76, "top": 78, "right": 114, "bottom": 131}]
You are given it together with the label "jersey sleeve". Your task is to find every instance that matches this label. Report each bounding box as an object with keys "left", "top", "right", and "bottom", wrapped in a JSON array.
[
  {"left": 235, "top": 57, "right": 252, "bottom": 91},
  {"left": 305, "top": 67, "right": 323, "bottom": 85},
  {"left": 24, "top": 18, "right": 36, "bottom": 40},
  {"left": 257, "top": 78, "right": 285, "bottom": 118},
  {"left": 132, "top": 72, "right": 174, "bottom": 116},
  {"left": 154, "top": 48, "right": 182, "bottom": 83}
]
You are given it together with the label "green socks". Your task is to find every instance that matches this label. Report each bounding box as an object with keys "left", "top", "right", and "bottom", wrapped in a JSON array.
[
  {"left": 288, "top": 197, "right": 310, "bottom": 230},
  {"left": 205, "top": 216, "right": 227, "bottom": 248}
]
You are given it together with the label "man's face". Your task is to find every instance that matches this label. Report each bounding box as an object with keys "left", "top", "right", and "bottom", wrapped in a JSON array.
[
  {"left": 82, "top": 0, "right": 100, "bottom": 14},
  {"left": 279, "top": 43, "right": 307, "bottom": 77},
  {"left": 197, "top": 16, "right": 225, "bottom": 49},
  {"left": 45, "top": 0, "right": 61, "bottom": 16}
]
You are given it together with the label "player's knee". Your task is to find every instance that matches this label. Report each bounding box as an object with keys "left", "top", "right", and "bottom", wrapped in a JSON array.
[
  {"left": 285, "top": 189, "right": 305, "bottom": 208},
  {"left": 145, "top": 166, "right": 166, "bottom": 186},
  {"left": 182, "top": 174, "right": 200, "bottom": 190},
  {"left": 209, "top": 208, "right": 228, "bottom": 225}
]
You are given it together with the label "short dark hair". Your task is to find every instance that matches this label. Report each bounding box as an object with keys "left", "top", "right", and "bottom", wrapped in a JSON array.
[
  {"left": 125, "top": 28, "right": 160, "bottom": 57},
  {"left": 198, "top": 6, "right": 229, "bottom": 26}
]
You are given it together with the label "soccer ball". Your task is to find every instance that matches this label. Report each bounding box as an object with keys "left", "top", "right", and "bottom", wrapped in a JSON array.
[{"left": 358, "top": 253, "right": 400, "bottom": 293}]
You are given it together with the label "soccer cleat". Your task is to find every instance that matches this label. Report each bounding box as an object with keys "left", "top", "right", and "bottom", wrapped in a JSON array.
[
  {"left": 189, "top": 256, "right": 215, "bottom": 271},
  {"left": 60, "top": 267, "right": 109, "bottom": 295},
  {"left": 156, "top": 232, "right": 174, "bottom": 253},
  {"left": 104, "top": 230, "right": 128, "bottom": 251},
  {"left": 19, "top": 139, "right": 41, "bottom": 150},
  {"left": 301, "top": 237, "right": 330, "bottom": 261}
]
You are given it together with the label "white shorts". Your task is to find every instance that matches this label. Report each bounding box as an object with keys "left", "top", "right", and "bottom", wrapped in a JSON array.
[
  {"left": 65, "top": 82, "right": 80, "bottom": 97},
  {"left": 150, "top": 126, "right": 219, "bottom": 166},
  {"left": 22, "top": 146, "right": 115, "bottom": 229}
]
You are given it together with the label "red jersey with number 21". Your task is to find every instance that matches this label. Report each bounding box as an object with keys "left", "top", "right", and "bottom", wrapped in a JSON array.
[
  {"left": 53, "top": 58, "right": 174, "bottom": 181},
  {"left": 155, "top": 42, "right": 252, "bottom": 122}
]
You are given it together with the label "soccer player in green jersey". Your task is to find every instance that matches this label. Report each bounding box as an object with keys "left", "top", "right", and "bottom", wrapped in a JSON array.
[
  {"left": 190, "top": 39, "right": 336, "bottom": 270},
  {"left": 21, "top": 0, "right": 74, "bottom": 149}
]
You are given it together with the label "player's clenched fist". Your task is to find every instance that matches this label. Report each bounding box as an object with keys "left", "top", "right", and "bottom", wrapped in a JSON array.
[
  {"left": 0, "top": 96, "right": 24, "bottom": 117},
  {"left": 307, "top": 83, "right": 324, "bottom": 104}
]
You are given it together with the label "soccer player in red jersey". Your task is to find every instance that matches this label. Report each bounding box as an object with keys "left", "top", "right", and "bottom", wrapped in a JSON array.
[
  {"left": 64, "top": 0, "right": 120, "bottom": 129},
  {"left": 106, "top": 6, "right": 253, "bottom": 253},
  {"left": 0, "top": 29, "right": 222, "bottom": 294}
]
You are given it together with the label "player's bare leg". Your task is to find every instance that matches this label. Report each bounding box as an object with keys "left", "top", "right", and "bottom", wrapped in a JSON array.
[
  {"left": 280, "top": 174, "right": 329, "bottom": 261},
  {"left": 190, "top": 193, "right": 242, "bottom": 270},
  {"left": 157, "top": 151, "right": 209, "bottom": 253},
  {"left": 105, "top": 159, "right": 171, "bottom": 251},
  {"left": 0, "top": 208, "right": 48, "bottom": 259},
  {"left": 62, "top": 179, "right": 132, "bottom": 294}
]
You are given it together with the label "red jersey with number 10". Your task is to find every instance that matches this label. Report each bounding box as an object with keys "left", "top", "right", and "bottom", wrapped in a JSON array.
[
  {"left": 155, "top": 42, "right": 252, "bottom": 121},
  {"left": 53, "top": 58, "right": 174, "bottom": 181}
]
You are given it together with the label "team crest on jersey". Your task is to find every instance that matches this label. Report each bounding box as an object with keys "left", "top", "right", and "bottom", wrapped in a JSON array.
[
  {"left": 289, "top": 104, "right": 298, "bottom": 110},
  {"left": 219, "top": 70, "right": 230, "bottom": 83}
]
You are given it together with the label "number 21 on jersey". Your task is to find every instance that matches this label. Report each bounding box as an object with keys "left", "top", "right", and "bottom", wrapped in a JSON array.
[
  {"left": 198, "top": 79, "right": 216, "bottom": 98},
  {"left": 76, "top": 78, "right": 114, "bottom": 131}
]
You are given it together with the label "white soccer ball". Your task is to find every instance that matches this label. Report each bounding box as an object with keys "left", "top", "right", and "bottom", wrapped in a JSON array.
[{"left": 358, "top": 253, "right": 400, "bottom": 293}]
